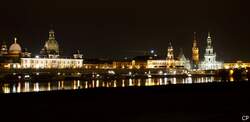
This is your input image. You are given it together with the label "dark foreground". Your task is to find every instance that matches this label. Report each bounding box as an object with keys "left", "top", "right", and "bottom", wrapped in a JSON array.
[{"left": 1, "top": 81, "right": 250, "bottom": 122}]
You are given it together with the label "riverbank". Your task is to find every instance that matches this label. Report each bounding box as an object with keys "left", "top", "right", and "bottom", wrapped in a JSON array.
[{"left": 1, "top": 81, "right": 249, "bottom": 121}]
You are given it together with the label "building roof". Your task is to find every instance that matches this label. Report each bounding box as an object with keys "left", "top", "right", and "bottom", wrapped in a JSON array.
[{"left": 9, "top": 38, "right": 22, "bottom": 54}]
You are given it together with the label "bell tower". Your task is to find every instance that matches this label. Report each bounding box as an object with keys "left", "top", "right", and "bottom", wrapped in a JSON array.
[
  {"left": 166, "top": 41, "right": 175, "bottom": 68},
  {"left": 192, "top": 32, "right": 199, "bottom": 69}
]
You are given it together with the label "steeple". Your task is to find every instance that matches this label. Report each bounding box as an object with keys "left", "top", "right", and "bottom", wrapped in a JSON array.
[
  {"left": 207, "top": 32, "right": 212, "bottom": 48},
  {"left": 193, "top": 32, "right": 197, "bottom": 47},
  {"left": 168, "top": 41, "right": 173, "bottom": 51},
  {"left": 49, "top": 29, "right": 55, "bottom": 40},
  {"left": 167, "top": 40, "right": 175, "bottom": 68},
  {"left": 192, "top": 32, "right": 199, "bottom": 69}
]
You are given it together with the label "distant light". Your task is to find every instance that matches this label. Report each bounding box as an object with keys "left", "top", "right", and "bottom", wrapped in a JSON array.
[
  {"left": 24, "top": 75, "right": 30, "bottom": 78},
  {"left": 150, "top": 50, "right": 154, "bottom": 54},
  {"left": 158, "top": 70, "right": 163, "bottom": 75},
  {"left": 128, "top": 71, "right": 132, "bottom": 76},
  {"left": 35, "top": 55, "right": 40, "bottom": 58},
  {"left": 108, "top": 70, "right": 115, "bottom": 74}
]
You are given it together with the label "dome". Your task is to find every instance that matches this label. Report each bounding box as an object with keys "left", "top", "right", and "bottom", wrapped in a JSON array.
[
  {"left": 9, "top": 38, "right": 22, "bottom": 54},
  {"left": 43, "top": 30, "right": 59, "bottom": 54},
  {"left": 44, "top": 39, "right": 59, "bottom": 52}
]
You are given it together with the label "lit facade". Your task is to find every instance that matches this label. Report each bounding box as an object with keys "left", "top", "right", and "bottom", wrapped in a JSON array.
[
  {"left": 224, "top": 61, "right": 250, "bottom": 69},
  {"left": 0, "top": 37, "right": 31, "bottom": 69},
  {"left": 199, "top": 32, "right": 223, "bottom": 70},
  {"left": 147, "top": 60, "right": 166, "bottom": 68},
  {"left": 113, "top": 60, "right": 133, "bottom": 69},
  {"left": 147, "top": 52, "right": 191, "bottom": 70},
  {"left": 20, "top": 30, "right": 83, "bottom": 69},
  {"left": 21, "top": 58, "right": 83, "bottom": 69}
]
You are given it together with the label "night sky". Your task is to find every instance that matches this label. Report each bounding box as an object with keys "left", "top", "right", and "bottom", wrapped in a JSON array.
[{"left": 0, "top": 0, "right": 249, "bottom": 61}]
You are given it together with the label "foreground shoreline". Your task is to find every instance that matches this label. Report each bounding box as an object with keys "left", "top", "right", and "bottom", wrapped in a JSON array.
[{"left": 1, "top": 81, "right": 249, "bottom": 122}]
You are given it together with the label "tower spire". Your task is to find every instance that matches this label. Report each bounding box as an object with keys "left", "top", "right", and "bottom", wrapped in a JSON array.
[
  {"left": 167, "top": 40, "right": 174, "bottom": 68},
  {"left": 194, "top": 32, "right": 196, "bottom": 41},
  {"left": 193, "top": 32, "right": 197, "bottom": 47},
  {"left": 192, "top": 32, "right": 199, "bottom": 69},
  {"left": 14, "top": 37, "right": 17, "bottom": 43}
]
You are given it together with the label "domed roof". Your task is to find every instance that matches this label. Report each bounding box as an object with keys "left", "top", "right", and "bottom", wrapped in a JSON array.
[
  {"left": 44, "top": 30, "right": 59, "bottom": 54},
  {"left": 9, "top": 37, "right": 22, "bottom": 54}
]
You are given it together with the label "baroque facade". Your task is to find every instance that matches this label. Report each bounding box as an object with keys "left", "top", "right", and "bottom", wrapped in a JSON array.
[
  {"left": 20, "top": 30, "right": 83, "bottom": 69},
  {"left": 199, "top": 32, "right": 223, "bottom": 70}
]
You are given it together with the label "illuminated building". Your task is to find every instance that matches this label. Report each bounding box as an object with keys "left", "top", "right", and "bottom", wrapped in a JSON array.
[
  {"left": 113, "top": 59, "right": 133, "bottom": 69},
  {"left": 73, "top": 50, "right": 83, "bottom": 59},
  {"left": 199, "top": 32, "right": 223, "bottom": 70},
  {"left": 0, "top": 41, "right": 8, "bottom": 55},
  {"left": 112, "top": 55, "right": 151, "bottom": 69},
  {"left": 147, "top": 60, "right": 166, "bottom": 68},
  {"left": 0, "top": 37, "right": 30, "bottom": 68},
  {"left": 8, "top": 37, "right": 22, "bottom": 57},
  {"left": 147, "top": 49, "right": 190, "bottom": 70},
  {"left": 40, "top": 29, "right": 59, "bottom": 58},
  {"left": 21, "top": 58, "right": 83, "bottom": 69},
  {"left": 166, "top": 41, "right": 175, "bottom": 68},
  {"left": 192, "top": 32, "right": 199, "bottom": 69},
  {"left": 20, "top": 30, "right": 83, "bottom": 69},
  {"left": 224, "top": 61, "right": 250, "bottom": 69}
]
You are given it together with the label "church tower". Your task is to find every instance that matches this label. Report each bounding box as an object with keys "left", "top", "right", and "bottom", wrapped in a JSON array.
[
  {"left": 166, "top": 41, "right": 175, "bottom": 68},
  {"left": 204, "top": 32, "right": 216, "bottom": 63},
  {"left": 0, "top": 41, "right": 8, "bottom": 55},
  {"left": 199, "top": 32, "right": 223, "bottom": 70},
  {"left": 192, "top": 32, "right": 199, "bottom": 69}
]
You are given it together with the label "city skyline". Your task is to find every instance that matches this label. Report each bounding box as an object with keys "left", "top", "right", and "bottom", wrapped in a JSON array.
[
  {"left": 0, "top": 0, "right": 249, "bottom": 61},
  {"left": 0, "top": 30, "right": 246, "bottom": 62}
]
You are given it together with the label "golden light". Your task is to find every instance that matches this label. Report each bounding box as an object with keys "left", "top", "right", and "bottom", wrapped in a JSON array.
[{"left": 229, "top": 69, "right": 234, "bottom": 76}]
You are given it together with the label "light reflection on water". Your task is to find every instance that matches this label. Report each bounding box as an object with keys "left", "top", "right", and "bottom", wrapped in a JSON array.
[{"left": 1, "top": 77, "right": 219, "bottom": 94}]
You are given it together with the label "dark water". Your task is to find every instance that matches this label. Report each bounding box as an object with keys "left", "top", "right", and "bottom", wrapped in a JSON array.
[{"left": 0, "top": 76, "right": 230, "bottom": 93}]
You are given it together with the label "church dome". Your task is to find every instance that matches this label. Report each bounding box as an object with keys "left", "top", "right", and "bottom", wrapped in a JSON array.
[
  {"left": 9, "top": 37, "right": 22, "bottom": 54},
  {"left": 43, "top": 29, "right": 59, "bottom": 54},
  {"left": 44, "top": 39, "right": 59, "bottom": 52}
]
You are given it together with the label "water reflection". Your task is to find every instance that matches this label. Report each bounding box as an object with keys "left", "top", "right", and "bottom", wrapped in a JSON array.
[{"left": 1, "top": 76, "right": 222, "bottom": 94}]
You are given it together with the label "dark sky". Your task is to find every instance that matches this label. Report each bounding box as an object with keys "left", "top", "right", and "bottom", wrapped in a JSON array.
[{"left": 0, "top": 0, "right": 249, "bottom": 61}]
